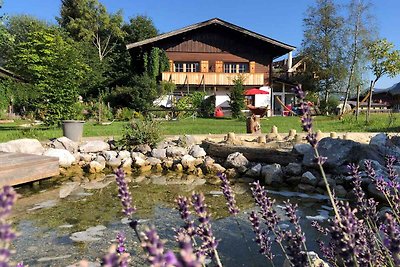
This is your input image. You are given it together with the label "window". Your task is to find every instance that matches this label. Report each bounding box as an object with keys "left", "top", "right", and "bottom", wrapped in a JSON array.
[
  {"left": 224, "top": 63, "right": 249, "bottom": 73},
  {"left": 174, "top": 62, "right": 199, "bottom": 72}
]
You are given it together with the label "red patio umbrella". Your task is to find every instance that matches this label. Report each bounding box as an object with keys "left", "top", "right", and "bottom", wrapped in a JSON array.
[{"left": 244, "top": 88, "right": 269, "bottom": 95}]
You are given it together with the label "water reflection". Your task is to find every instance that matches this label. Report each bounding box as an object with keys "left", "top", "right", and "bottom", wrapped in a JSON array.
[{"left": 11, "top": 173, "right": 331, "bottom": 266}]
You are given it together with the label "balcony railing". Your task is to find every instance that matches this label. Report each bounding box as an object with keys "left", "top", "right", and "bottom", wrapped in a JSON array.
[{"left": 162, "top": 72, "right": 264, "bottom": 86}]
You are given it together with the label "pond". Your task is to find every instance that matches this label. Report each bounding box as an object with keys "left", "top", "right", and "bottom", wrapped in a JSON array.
[{"left": 11, "top": 172, "right": 332, "bottom": 267}]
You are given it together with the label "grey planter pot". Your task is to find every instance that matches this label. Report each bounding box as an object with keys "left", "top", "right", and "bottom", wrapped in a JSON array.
[{"left": 62, "top": 120, "right": 84, "bottom": 142}]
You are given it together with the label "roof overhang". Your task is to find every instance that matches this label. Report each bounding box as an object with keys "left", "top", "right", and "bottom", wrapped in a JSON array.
[{"left": 126, "top": 18, "right": 296, "bottom": 55}]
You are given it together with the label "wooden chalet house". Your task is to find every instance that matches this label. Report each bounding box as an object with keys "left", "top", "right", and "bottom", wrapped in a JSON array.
[{"left": 126, "top": 18, "right": 295, "bottom": 114}]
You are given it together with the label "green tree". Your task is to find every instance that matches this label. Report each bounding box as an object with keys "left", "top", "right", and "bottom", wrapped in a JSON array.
[
  {"left": 365, "top": 38, "right": 400, "bottom": 122},
  {"left": 123, "top": 15, "right": 158, "bottom": 44},
  {"left": 58, "top": 0, "right": 124, "bottom": 61},
  {"left": 230, "top": 76, "right": 245, "bottom": 118},
  {"left": 341, "top": 0, "right": 375, "bottom": 116},
  {"left": 8, "top": 28, "right": 90, "bottom": 125},
  {"left": 302, "top": 0, "right": 347, "bottom": 109}
]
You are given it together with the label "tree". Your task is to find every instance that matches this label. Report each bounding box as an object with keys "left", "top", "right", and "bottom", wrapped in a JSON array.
[
  {"left": 302, "top": 0, "right": 347, "bottom": 110},
  {"left": 340, "top": 0, "right": 375, "bottom": 116},
  {"left": 123, "top": 15, "right": 158, "bottom": 44},
  {"left": 58, "top": 0, "right": 124, "bottom": 61},
  {"left": 8, "top": 27, "right": 90, "bottom": 125},
  {"left": 365, "top": 39, "right": 400, "bottom": 122},
  {"left": 230, "top": 76, "right": 246, "bottom": 118}
]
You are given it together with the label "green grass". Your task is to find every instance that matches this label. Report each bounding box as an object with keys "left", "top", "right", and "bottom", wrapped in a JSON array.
[{"left": 0, "top": 113, "right": 399, "bottom": 142}]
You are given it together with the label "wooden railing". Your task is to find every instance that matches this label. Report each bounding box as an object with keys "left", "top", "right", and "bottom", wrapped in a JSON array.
[{"left": 162, "top": 72, "right": 264, "bottom": 86}]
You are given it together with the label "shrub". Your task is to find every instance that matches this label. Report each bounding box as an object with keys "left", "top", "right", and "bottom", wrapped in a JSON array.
[
  {"left": 115, "top": 107, "right": 134, "bottom": 121},
  {"left": 199, "top": 95, "right": 215, "bottom": 118},
  {"left": 119, "top": 117, "right": 161, "bottom": 148},
  {"left": 229, "top": 76, "right": 246, "bottom": 118}
]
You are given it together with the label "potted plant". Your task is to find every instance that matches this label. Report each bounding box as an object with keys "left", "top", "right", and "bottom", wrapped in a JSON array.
[{"left": 61, "top": 101, "right": 85, "bottom": 142}]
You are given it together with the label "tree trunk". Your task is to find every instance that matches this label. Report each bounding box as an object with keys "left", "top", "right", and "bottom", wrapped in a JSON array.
[
  {"left": 366, "top": 80, "right": 374, "bottom": 123},
  {"left": 356, "top": 84, "right": 360, "bottom": 121}
]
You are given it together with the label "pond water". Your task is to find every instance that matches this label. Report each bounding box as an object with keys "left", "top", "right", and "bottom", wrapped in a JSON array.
[{"left": 11, "top": 172, "right": 332, "bottom": 267}]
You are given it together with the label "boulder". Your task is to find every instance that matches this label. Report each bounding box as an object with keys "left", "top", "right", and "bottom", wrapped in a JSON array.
[
  {"left": 246, "top": 163, "right": 262, "bottom": 178},
  {"left": 189, "top": 145, "right": 207, "bottom": 158},
  {"left": 181, "top": 155, "right": 196, "bottom": 169},
  {"left": 133, "top": 157, "right": 147, "bottom": 167},
  {"left": 147, "top": 157, "right": 162, "bottom": 166},
  {"left": 80, "top": 153, "right": 93, "bottom": 162},
  {"left": 163, "top": 160, "right": 174, "bottom": 169},
  {"left": 292, "top": 143, "right": 312, "bottom": 156},
  {"left": 131, "top": 151, "right": 146, "bottom": 159},
  {"left": 121, "top": 157, "right": 132, "bottom": 169},
  {"left": 106, "top": 158, "right": 121, "bottom": 169},
  {"left": 166, "top": 146, "right": 187, "bottom": 158},
  {"left": 284, "top": 162, "right": 303, "bottom": 176},
  {"left": 369, "top": 133, "right": 387, "bottom": 147},
  {"left": 334, "top": 185, "right": 347, "bottom": 198},
  {"left": 48, "top": 137, "right": 78, "bottom": 153},
  {"left": 43, "top": 148, "right": 76, "bottom": 168},
  {"left": 102, "top": 151, "right": 118, "bottom": 161},
  {"left": 95, "top": 155, "right": 106, "bottom": 165},
  {"left": 301, "top": 171, "right": 318, "bottom": 186},
  {"left": 225, "top": 152, "right": 249, "bottom": 169},
  {"left": 79, "top": 141, "right": 110, "bottom": 153},
  {"left": 261, "top": 164, "right": 283, "bottom": 185},
  {"left": 89, "top": 161, "right": 105, "bottom": 173},
  {"left": 206, "top": 163, "right": 226, "bottom": 174},
  {"left": 139, "top": 165, "right": 152, "bottom": 173},
  {"left": 225, "top": 168, "right": 239, "bottom": 179},
  {"left": 117, "top": 150, "right": 131, "bottom": 160},
  {"left": 177, "top": 135, "right": 197, "bottom": 147},
  {"left": 204, "top": 156, "right": 215, "bottom": 166},
  {"left": 151, "top": 148, "right": 167, "bottom": 159},
  {"left": 367, "top": 182, "right": 386, "bottom": 201},
  {"left": 134, "top": 144, "right": 152, "bottom": 155},
  {"left": 174, "top": 163, "right": 184, "bottom": 172},
  {"left": 0, "top": 138, "right": 44, "bottom": 155}
]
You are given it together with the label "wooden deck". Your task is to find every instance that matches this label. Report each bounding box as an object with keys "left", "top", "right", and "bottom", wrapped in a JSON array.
[{"left": 0, "top": 152, "right": 59, "bottom": 187}]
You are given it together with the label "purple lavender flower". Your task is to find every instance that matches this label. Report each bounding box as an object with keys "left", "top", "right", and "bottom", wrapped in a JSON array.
[
  {"left": 364, "top": 160, "right": 376, "bottom": 180},
  {"left": 115, "top": 169, "right": 136, "bottom": 217},
  {"left": 218, "top": 173, "right": 239, "bottom": 216},
  {"left": 0, "top": 186, "right": 17, "bottom": 267},
  {"left": 176, "top": 232, "right": 204, "bottom": 267},
  {"left": 250, "top": 181, "right": 280, "bottom": 231},
  {"left": 141, "top": 227, "right": 179, "bottom": 267},
  {"left": 16, "top": 262, "right": 24, "bottom": 267},
  {"left": 283, "top": 201, "right": 308, "bottom": 266},
  {"left": 116, "top": 232, "right": 126, "bottom": 255},
  {"left": 176, "top": 196, "right": 195, "bottom": 237},
  {"left": 386, "top": 155, "right": 398, "bottom": 181},
  {"left": 249, "top": 211, "right": 274, "bottom": 261},
  {"left": 191, "top": 193, "right": 219, "bottom": 258},
  {"left": 382, "top": 213, "right": 400, "bottom": 265},
  {"left": 101, "top": 249, "right": 120, "bottom": 267}
]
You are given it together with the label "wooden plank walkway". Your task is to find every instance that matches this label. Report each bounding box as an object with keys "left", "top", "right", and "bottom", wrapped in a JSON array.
[{"left": 0, "top": 152, "right": 60, "bottom": 187}]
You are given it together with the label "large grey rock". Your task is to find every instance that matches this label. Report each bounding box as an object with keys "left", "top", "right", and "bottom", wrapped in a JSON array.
[
  {"left": 246, "top": 163, "right": 262, "bottom": 178},
  {"left": 43, "top": 148, "right": 76, "bottom": 168},
  {"left": 131, "top": 151, "right": 146, "bottom": 159},
  {"left": 370, "top": 133, "right": 387, "bottom": 147},
  {"left": 134, "top": 144, "right": 152, "bottom": 155},
  {"left": 70, "top": 225, "right": 106, "bottom": 242},
  {"left": 206, "top": 163, "right": 226, "bottom": 174},
  {"left": 301, "top": 171, "right": 318, "bottom": 186},
  {"left": 166, "top": 146, "right": 187, "bottom": 158},
  {"left": 177, "top": 135, "right": 197, "bottom": 147},
  {"left": 147, "top": 157, "right": 162, "bottom": 166},
  {"left": 117, "top": 150, "right": 131, "bottom": 160},
  {"left": 284, "top": 162, "right": 303, "bottom": 176},
  {"left": 151, "top": 148, "right": 167, "bottom": 159},
  {"left": 106, "top": 158, "right": 121, "bottom": 168},
  {"left": 121, "top": 157, "right": 133, "bottom": 169},
  {"left": 48, "top": 137, "right": 79, "bottom": 153},
  {"left": 181, "top": 154, "right": 196, "bottom": 169},
  {"left": 334, "top": 185, "right": 347, "bottom": 198},
  {"left": 189, "top": 145, "right": 207, "bottom": 158},
  {"left": 133, "top": 157, "right": 147, "bottom": 167},
  {"left": 293, "top": 143, "right": 312, "bottom": 155},
  {"left": 0, "top": 138, "right": 44, "bottom": 155},
  {"left": 102, "top": 151, "right": 118, "bottom": 161},
  {"left": 80, "top": 153, "right": 93, "bottom": 162},
  {"left": 79, "top": 141, "right": 110, "bottom": 153},
  {"left": 261, "top": 164, "right": 283, "bottom": 185},
  {"left": 89, "top": 161, "right": 105, "bottom": 173},
  {"left": 225, "top": 152, "right": 249, "bottom": 169}
]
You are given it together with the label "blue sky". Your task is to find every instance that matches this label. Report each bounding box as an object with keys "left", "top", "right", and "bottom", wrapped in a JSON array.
[{"left": 2, "top": 0, "right": 400, "bottom": 89}]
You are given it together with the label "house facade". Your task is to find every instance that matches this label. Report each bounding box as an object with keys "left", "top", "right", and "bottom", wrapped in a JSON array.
[{"left": 126, "top": 18, "right": 295, "bottom": 114}]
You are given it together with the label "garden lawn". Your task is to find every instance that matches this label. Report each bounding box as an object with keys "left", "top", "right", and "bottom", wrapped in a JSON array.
[{"left": 0, "top": 113, "right": 399, "bottom": 142}]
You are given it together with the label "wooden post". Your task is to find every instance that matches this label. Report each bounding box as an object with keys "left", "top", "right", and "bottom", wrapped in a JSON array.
[{"left": 356, "top": 84, "right": 360, "bottom": 121}]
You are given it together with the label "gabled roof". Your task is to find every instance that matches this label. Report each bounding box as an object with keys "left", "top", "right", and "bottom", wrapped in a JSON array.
[
  {"left": 0, "top": 67, "right": 26, "bottom": 82},
  {"left": 126, "top": 18, "right": 296, "bottom": 52}
]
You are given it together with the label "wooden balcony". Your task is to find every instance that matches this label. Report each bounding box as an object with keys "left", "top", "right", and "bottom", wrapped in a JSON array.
[{"left": 162, "top": 72, "right": 264, "bottom": 86}]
